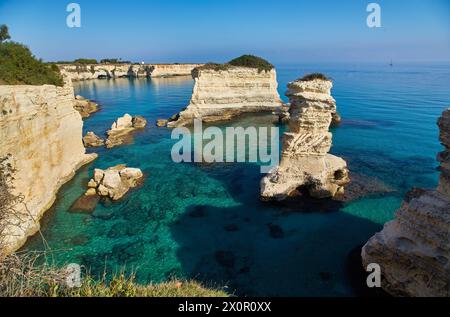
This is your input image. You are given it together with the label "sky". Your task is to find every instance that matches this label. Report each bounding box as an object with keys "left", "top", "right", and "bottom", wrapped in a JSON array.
[{"left": 0, "top": 0, "right": 449, "bottom": 63}]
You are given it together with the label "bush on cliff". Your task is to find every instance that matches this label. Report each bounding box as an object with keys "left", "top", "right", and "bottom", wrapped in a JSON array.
[
  {"left": 228, "top": 55, "right": 274, "bottom": 72},
  {"left": 0, "top": 42, "right": 64, "bottom": 86},
  {"left": 196, "top": 55, "right": 274, "bottom": 73},
  {"left": 299, "top": 73, "right": 331, "bottom": 82},
  {"left": 73, "top": 58, "right": 98, "bottom": 64}
]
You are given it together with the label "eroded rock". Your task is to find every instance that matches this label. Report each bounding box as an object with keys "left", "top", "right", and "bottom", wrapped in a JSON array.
[
  {"left": 362, "top": 108, "right": 450, "bottom": 297},
  {"left": 105, "top": 114, "right": 147, "bottom": 148},
  {"left": 83, "top": 131, "right": 105, "bottom": 147},
  {"left": 261, "top": 77, "right": 350, "bottom": 200},
  {"left": 85, "top": 165, "right": 144, "bottom": 201},
  {"left": 74, "top": 95, "right": 99, "bottom": 118}
]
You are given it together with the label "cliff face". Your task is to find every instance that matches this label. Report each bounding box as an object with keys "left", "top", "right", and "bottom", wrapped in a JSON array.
[
  {"left": 260, "top": 78, "right": 349, "bottom": 200},
  {"left": 167, "top": 66, "right": 283, "bottom": 127},
  {"left": 0, "top": 81, "right": 96, "bottom": 254},
  {"left": 362, "top": 109, "right": 450, "bottom": 297},
  {"left": 59, "top": 64, "right": 203, "bottom": 81}
]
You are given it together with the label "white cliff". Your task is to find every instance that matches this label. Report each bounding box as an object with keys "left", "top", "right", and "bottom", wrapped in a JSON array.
[
  {"left": 362, "top": 108, "right": 450, "bottom": 297},
  {"left": 261, "top": 77, "right": 349, "bottom": 200},
  {"left": 59, "top": 63, "right": 203, "bottom": 81},
  {"left": 0, "top": 81, "right": 96, "bottom": 254},
  {"left": 167, "top": 66, "right": 283, "bottom": 127}
]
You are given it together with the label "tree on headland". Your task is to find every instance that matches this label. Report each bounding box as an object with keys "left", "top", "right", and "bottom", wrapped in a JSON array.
[{"left": 0, "top": 25, "right": 10, "bottom": 43}]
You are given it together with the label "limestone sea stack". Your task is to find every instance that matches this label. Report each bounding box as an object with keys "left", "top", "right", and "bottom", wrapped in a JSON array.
[
  {"left": 361, "top": 109, "right": 450, "bottom": 297},
  {"left": 106, "top": 114, "right": 147, "bottom": 148},
  {"left": 83, "top": 131, "right": 105, "bottom": 148},
  {"left": 167, "top": 55, "right": 284, "bottom": 127},
  {"left": 0, "top": 80, "right": 97, "bottom": 254},
  {"left": 86, "top": 165, "right": 144, "bottom": 200},
  {"left": 261, "top": 76, "right": 349, "bottom": 200}
]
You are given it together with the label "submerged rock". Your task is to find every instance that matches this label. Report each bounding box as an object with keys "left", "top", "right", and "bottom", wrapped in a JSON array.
[
  {"left": 156, "top": 119, "right": 168, "bottom": 127},
  {"left": 215, "top": 251, "right": 236, "bottom": 269},
  {"left": 362, "top": 108, "right": 450, "bottom": 297},
  {"left": 74, "top": 95, "right": 100, "bottom": 118},
  {"left": 85, "top": 165, "right": 144, "bottom": 201},
  {"left": 261, "top": 77, "right": 350, "bottom": 201},
  {"left": 105, "top": 114, "right": 147, "bottom": 148},
  {"left": 83, "top": 131, "right": 105, "bottom": 148}
]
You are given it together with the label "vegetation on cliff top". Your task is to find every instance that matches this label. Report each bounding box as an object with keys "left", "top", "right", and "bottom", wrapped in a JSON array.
[
  {"left": 196, "top": 55, "right": 274, "bottom": 73},
  {"left": 0, "top": 25, "right": 64, "bottom": 86},
  {"left": 299, "top": 73, "right": 331, "bottom": 82}
]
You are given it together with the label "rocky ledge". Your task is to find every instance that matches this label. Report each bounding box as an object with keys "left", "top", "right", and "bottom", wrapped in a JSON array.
[
  {"left": 86, "top": 165, "right": 144, "bottom": 201},
  {"left": 105, "top": 114, "right": 147, "bottom": 148},
  {"left": 74, "top": 95, "right": 99, "bottom": 118},
  {"left": 167, "top": 62, "right": 283, "bottom": 127},
  {"left": 362, "top": 108, "right": 450, "bottom": 297},
  {"left": 83, "top": 131, "right": 105, "bottom": 148},
  {"left": 261, "top": 77, "right": 349, "bottom": 200}
]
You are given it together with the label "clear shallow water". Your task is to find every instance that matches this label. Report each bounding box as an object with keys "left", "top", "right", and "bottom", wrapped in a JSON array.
[{"left": 25, "top": 63, "right": 450, "bottom": 296}]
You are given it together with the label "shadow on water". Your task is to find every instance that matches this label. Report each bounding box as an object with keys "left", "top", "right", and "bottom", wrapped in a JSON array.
[{"left": 169, "top": 163, "right": 385, "bottom": 297}]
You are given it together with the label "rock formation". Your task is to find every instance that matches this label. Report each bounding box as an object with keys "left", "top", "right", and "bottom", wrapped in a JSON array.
[
  {"left": 74, "top": 95, "right": 99, "bottom": 118},
  {"left": 83, "top": 132, "right": 105, "bottom": 148},
  {"left": 0, "top": 80, "right": 96, "bottom": 253},
  {"left": 59, "top": 63, "right": 203, "bottom": 81},
  {"left": 156, "top": 119, "right": 168, "bottom": 127},
  {"left": 261, "top": 77, "right": 349, "bottom": 200},
  {"left": 85, "top": 165, "right": 144, "bottom": 201},
  {"left": 362, "top": 109, "right": 450, "bottom": 297},
  {"left": 167, "top": 66, "right": 284, "bottom": 127},
  {"left": 105, "top": 114, "right": 147, "bottom": 148}
]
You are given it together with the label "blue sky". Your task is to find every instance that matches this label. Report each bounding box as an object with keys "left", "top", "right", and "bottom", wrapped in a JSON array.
[{"left": 0, "top": 0, "right": 449, "bottom": 63}]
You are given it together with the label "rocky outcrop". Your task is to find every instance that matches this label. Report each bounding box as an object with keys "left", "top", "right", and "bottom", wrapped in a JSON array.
[
  {"left": 149, "top": 64, "right": 204, "bottom": 77},
  {"left": 261, "top": 78, "right": 349, "bottom": 200},
  {"left": 105, "top": 114, "right": 147, "bottom": 148},
  {"left": 0, "top": 81, "right": 96, "bottom": 254},
  {"left": 83, "top": 132, "right": 105, "bottom": 148},
  {"left": 362, "top": 109, "right": 450, "bottom": 297},
  {"left": 74, "top": 95, "right": 99, "bottom": 118},
  {"left": 85, "top": 165, "right": 143, "bottom": 201},
  {"left": 167, "top": 66, "right": 284, "bottom": 127},
  {"left": 58, "top": 63, "right": 203, "bottom": 81}
]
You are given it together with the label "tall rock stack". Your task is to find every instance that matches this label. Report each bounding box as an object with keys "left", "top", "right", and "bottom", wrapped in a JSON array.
[
  {"left": 261, "top": 77, "right": 349, "bottom": 200},
  {"left": 362, "top": 109, "right": 450, "bottom": 297}
]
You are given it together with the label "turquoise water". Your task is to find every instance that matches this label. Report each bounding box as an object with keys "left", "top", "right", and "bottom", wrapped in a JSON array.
[{"left": 25, "top": 63, "right": 450, "bottom": 296}]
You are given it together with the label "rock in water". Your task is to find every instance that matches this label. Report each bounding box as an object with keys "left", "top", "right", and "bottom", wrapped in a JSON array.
[
  {"left": 105, "top": 114, "right": 147, "bottom": 148},
  {"left": 260, "top": 77, "right": 350, "bottom": 200},
  {"left": 156, "top": 119, "right": 168, "bottom": 127},
  {"left": 83, "top": 131, "right": 105, "bottom": 147},
  {"left": 74, "top": 95, "right": 99, "bottom": 118},
  {"left": 362, "top": 108, "right": 450, "bottom": 297},
  {"left": 167, "top": 62, "right": 284, "bottom": 127},
  {"left": 85, "top": 165, "right": 144, "bottom": 201}
]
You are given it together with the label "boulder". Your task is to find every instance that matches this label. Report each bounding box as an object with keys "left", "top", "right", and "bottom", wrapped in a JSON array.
[
  {"left": 106, "top": 114, "right": 147, "bottom": 148},
  {"left": 85, "top": 165, "right": 144, "bottom": 201},
  {"left": 74, "top": 95, "right": 100, "bottom": 118},
  {"left": 83, "top": 132, "right": 105, "bottom": 147}
]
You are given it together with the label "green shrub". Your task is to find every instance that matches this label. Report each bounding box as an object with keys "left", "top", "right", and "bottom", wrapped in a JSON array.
[
  {"left": 299, "top": 73, "right": 331, "bottom": 82},
  {"left": 0, "top": 42, "right": 64, "bottom": 86},
  {"left": 73, "top": 58, "right": 98, "bottom": 64},
  {"left": 228, "top": 55, "right": 274, "bottom": 72},
  {"left": 195, "top": 55, "right": 274, "bottom": 74}
]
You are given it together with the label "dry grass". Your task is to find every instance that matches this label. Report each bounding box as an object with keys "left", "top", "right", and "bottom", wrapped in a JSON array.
[{"left": 0, "top": 252, "right": 229, "bottom": 297}]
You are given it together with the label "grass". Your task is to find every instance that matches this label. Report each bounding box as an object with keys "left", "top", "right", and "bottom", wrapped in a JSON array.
[
  {"left": 195, "top": 55, "right": 274, "bottom": 73},
  {"left": 0, "top": 42, "right": 64, "bottom": 86},
  {"left": 0, "top": 252, "right": 229, "bottom": 297},
  {"left": 299, "top": 73, "right": 331, "bottom": 82}
]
